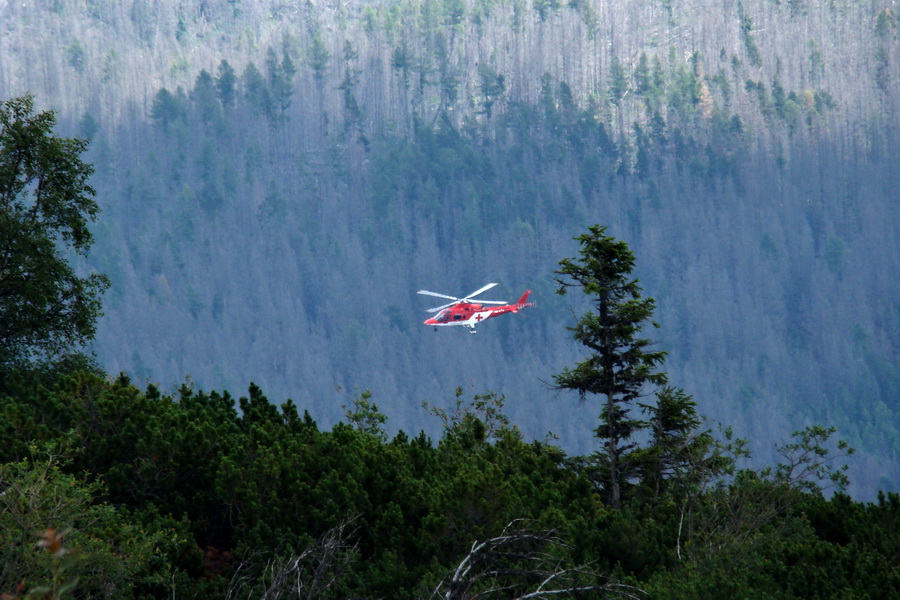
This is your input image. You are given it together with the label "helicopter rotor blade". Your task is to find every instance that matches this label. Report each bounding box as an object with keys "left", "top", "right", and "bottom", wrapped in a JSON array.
[
  {"left": 464, "top": 282, "right": 499, "bottom": 300},
  {"left": 417, "top": 290, "right": 460, "bottom": 301},
  {"left": 418, "top": 284, "right": 504, "bottom": 312},
  {"left": 425, "top": 302, "right": 458, "bottom": 313}
]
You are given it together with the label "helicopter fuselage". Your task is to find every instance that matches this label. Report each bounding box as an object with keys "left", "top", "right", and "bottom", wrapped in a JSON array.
[{"left": 420, "top": 289, "right": 533, "bottom": 332}]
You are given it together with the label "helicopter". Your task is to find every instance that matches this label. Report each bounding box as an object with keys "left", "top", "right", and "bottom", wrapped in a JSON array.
[{"left": 417, "top": 283, "right": 534, "bottom": 333}]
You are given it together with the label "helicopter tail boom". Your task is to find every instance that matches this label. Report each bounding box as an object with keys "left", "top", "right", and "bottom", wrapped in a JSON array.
[{"left": 514, "top": 290, "right": 534, "bottom": 311}]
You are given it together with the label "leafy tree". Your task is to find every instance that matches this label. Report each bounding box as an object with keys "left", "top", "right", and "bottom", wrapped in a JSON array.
[
  {"left": 0, "top": 96, "right": 108, "bottom": 370},
  {"left": 341, "top": 388, "right": 388, "bottom": 440},
  {"left": 634, "top": 52, "right": 652, "bottom": 98},
  {"left": 423, "top": 387, "right": 511, "bottom": 444},
  {"left": 687, "top": 426, "right": 854, "bottom": 567},
  {"left": 669, "top": 59, "right": 703, "bottom": 118},
  {"left": 0, "top": 455, "right": 173, "bottom": 599},
  {"left": 0, "top": 369, "right": 895, "bottom": 598},
  {"left": 554, "top": 225, "right": 667, "bottom": 509}
]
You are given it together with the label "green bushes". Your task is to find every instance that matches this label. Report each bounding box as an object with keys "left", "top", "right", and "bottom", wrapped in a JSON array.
[{"left": 1, "top": 371, "right": 896, "bottom": 598}]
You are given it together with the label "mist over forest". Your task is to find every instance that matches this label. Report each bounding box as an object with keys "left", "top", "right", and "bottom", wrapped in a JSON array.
[{"left": 1, "top": 0, "right": 896, "bottom": 499}]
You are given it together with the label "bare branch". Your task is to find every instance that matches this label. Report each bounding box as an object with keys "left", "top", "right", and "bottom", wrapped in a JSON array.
[
  {"left": 226, "top": 516, "right": 360, "bottom": 600},
  {"left": 428, "top": 520, "right": 645, "bottom": 600}
]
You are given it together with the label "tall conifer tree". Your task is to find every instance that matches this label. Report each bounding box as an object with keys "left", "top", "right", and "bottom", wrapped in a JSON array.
[{"left": 554, "top": 225, "right": 667, "bottom": 508}]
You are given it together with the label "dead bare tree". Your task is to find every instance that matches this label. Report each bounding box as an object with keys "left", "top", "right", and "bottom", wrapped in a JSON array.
[
  {"left": 427, "top": 520, "right": 645, "bottom": 600},
  {"left": 225, "top": 517, "right": 359, "bottom": 600}
]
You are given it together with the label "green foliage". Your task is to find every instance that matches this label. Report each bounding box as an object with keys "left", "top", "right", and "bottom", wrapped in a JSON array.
[
  {"left": 646, "top": 489, "right": 900, "bottom": 599},
  {"left": 635, "top": 52, "right": 666, "bottom": 108},
  {"left": 682, "top": 426, "right": 855, "bottom": 575},
  {"left": 739, "top": 5, "right": 762, "bottom": 67},
  {"left": 773, "top": 425, "right": 854, "bottom": 495},
  {"left": 1, "top": 0, "right": 895, "bottom": 521},
  {"left": 0, "top": 75, "right": 890, "bottom": 593},
  {"left": 771, "top": 80, "right": 803, "bottom": 129},
  {"left": 477, "top": 64, "right": 506, "bottom": 118},
  {"left": 0, "top": 455, "right": 174, "bottom": 599},
  {"left": 554, "top": 225, "right": 669, "bottom": 508},
  {"left": 0, "top": 96, "right": 109, "bottom": 371},
  {"left": 266, "top": 46, "right": 296, "bottom": 114},
  {"left": 65, "top": 40, "right": 86, "bottom": 73},
  {"left": 190, "top": 70, "right": 220, "bottom": 125},
  {"left": 150, "top": 87, "right": 185, "bottom": 129},
  {"left": 668, "top": 54, "right": 704, "bottom": 119},
  {"left": 0, "top": 368, "right": 894, "bottom": 599},
  {"left": 214, "top": 59, "right": 237, "bottom": 108},
  {"left": 635, "top": 386, "right": 728, "bottom": 506},
  {"left": 241, "top": 62, "right": 273, "bottom": 118},
  {"left": 423, "top": 387, "right": 511, "bottom": 444},
  {"left": 308, "top": 30, "right": 330, "bottom": 84},
  {"left": 532, "top": 0, "right": 562, "bottom": 22},
  {"left": 609, "top": 56, "right": 629, "bottom": 105},
  {"left": 341, "top": 388, "right": 388, "bottom": 440}
]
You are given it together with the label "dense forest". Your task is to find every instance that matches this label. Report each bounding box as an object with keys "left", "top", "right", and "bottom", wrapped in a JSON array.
[
  {"left": 1, "top": 358, "right": 898, "bottom": 598},
  {"left": 0, "top": 0, "right": 896, "bottom": 502},
  {"left": 5, "top": 104, "right": 894, "bottom": 598},
  {"left": 1, "top": 0, "right": 899, "bottom": 591}
]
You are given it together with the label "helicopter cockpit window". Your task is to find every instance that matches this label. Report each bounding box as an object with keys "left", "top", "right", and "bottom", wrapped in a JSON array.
[{"left": 436, "top": 310, "right": 450, "bottom": 323}]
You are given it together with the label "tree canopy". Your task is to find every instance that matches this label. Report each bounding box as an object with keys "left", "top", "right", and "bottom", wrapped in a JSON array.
[
  {"left": 0, "top": 95, "right": 108, "bottom": 370},
  {"left": 0, "top": 372, "right": 894, "bottom": 599},
  {"left": 554, "top": 225, "right": 669, "bottom": 508}
]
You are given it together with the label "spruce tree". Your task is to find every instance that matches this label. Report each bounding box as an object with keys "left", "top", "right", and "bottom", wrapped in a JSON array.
[{"left": 554, "top": 225, "right": 667, "bottom": 508}]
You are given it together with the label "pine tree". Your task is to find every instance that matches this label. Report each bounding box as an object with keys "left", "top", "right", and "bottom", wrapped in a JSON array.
[
  {"left": 637, "top": 385, "right": 721, "bottom": 504},
  {"left": 554, "top": 225, "right": 667, "bottom": 508},
  {"left": 215, "top": 59, "right": 237, "bottom": 108}
]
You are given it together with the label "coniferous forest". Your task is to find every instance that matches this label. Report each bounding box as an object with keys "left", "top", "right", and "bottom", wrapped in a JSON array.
[{"left": 1, "top": 0, "right": 899, "bottom": 596}]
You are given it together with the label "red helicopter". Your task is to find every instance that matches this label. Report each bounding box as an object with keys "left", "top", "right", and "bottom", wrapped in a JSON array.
[{"left": 417, "top": 283, "right": 534, "bottom": 333}]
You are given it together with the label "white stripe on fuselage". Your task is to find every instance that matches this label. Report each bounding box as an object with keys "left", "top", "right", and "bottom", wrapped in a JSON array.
[
  {"left": 468, "top": 311, "right": 491, "bottom": 325},
  {"left": 433, "top": 308, "right": 512, "bottom": 327}
]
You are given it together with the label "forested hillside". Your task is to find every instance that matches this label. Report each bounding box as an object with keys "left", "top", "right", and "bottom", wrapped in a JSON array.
[
  {"left": 2, "top": 371, "right": 898, "bottom": 598},
  {"left": 0, "top": 0, "right": 896, "bottom": 498}
]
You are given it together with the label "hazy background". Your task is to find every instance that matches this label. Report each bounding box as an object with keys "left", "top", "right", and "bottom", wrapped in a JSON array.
[{"left": 1, "top": 0, "right": 896, "bottom": 498}]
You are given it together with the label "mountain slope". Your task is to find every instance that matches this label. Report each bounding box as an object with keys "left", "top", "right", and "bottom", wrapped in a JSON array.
[{"left": 1, "top": 0, "right": 896, "bottom": 498}]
